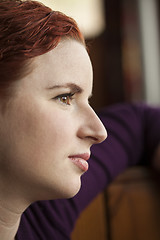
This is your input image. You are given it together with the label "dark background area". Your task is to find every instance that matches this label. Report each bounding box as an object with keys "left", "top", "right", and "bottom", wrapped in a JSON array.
[{"left": 87, "top": 0, "right": 160, "bottom": 111}]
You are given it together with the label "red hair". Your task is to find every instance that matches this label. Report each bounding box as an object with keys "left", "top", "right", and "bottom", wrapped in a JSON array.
[{"left": 0, "top": 0, "right": 85, "bottom": 98}]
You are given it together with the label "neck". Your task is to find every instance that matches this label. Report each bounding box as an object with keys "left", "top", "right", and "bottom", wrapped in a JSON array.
[
  {"left": 0, "top": 184, "right": 30, "bottom": 240},
  {"left": 0, "top": 202, "right": 21, "bottom": 240},
  {"left": 0, "top": 171, "right": 32, "bottom": 240}
]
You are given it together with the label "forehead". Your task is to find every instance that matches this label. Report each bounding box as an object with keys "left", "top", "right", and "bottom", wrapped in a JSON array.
[
  {"left": 33, "top": 39, "right": 93, "bottom": 87},
  {"left": 13, "top": 39, "right": 93, "bottom": 97}
]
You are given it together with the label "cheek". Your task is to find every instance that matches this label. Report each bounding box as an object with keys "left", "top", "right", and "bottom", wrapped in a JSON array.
[
  {"left": 14, "top": 105, "right": 75, "bottom": 159},
  {"left": 1, "top": 97, "right": 77, "bottom": 173},
  {"left": 33, "top": 109, "right": 73, "bottom": 143}
]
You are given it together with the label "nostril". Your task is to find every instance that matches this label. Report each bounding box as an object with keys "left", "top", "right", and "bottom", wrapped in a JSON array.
[
  {"left": 89, "top": 136, "right": 99, "bottom": 143},
  {"left": 88, "top": 129, "right": 107, "bottom": 144}
]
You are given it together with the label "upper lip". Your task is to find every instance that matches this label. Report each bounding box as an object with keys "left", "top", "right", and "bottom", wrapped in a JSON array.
[{"left": 68, "top": 153, "right": 90, "bottom": 161}]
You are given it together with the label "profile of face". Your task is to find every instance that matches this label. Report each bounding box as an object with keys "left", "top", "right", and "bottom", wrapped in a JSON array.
[{"left": 0, "top": 39, "right": 107, "bottom": 204}]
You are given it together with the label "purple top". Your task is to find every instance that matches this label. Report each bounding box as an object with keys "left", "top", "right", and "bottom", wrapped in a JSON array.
[{"left": 16, "top": 103, "right": 160, "bottom": 240}]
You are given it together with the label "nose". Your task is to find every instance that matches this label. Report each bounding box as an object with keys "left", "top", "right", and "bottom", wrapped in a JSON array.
[{"left": 77, "top": 106, "right": 107, "bottom": 144}]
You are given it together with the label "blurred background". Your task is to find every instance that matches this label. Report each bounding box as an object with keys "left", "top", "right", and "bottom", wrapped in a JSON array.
[{"left": 39, "top": 0, "right": 160, "bottom": 111}]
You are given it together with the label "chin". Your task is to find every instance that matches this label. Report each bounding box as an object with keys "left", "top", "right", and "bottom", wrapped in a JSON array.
[
  {"left": 59, "top": 180, "right": 82, "bottom": 199},
  {"left": 35, "top": 177, "right": 82, "bottom": 201},
  {"left": 65, "top": 186, "right": 81, "bottom": 199}
]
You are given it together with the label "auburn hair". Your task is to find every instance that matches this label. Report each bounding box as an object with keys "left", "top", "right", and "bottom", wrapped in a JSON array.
[{"left": 0, "top": 0, "right": 85, "bottom": 98}]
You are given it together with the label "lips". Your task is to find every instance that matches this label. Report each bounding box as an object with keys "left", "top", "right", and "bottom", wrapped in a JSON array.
[{"left": 69, "top": 153, "right": 90, "bottom": 172}]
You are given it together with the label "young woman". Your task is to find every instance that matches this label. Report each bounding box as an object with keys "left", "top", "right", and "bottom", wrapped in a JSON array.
[{"left": 0, "top": 1, "right": 160, "bottom": 240}]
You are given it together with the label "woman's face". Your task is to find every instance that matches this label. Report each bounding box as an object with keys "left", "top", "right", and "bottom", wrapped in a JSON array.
[{"left": 0, "top": 39, "right": 107, "bottom": 202}]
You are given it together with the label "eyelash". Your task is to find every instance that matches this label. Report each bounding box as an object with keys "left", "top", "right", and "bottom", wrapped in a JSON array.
[{"left": 54, "top": 92, "right": 75, "bottom": 106}]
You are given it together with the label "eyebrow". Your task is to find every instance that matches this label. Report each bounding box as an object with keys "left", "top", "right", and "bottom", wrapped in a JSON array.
[
  {"left": 47, "top": 82, "right": 93, "bottom": 99},
  {"left": 47, "top": 83, "right": 83, "bottom": 94}
]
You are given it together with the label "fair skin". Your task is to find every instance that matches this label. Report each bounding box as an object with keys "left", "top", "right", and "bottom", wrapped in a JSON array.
[{"left": 0, "top": 39, "right": 107, "bottom": 240}]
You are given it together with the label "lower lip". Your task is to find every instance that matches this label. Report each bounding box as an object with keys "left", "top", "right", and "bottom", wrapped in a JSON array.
[{"left": 69, "top": 157, "right": 89, "bottom": 172}]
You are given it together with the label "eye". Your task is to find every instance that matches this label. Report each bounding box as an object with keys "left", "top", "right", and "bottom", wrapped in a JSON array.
[{"left": 54, "top": 93, "right": 75, "bottom": 105}]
